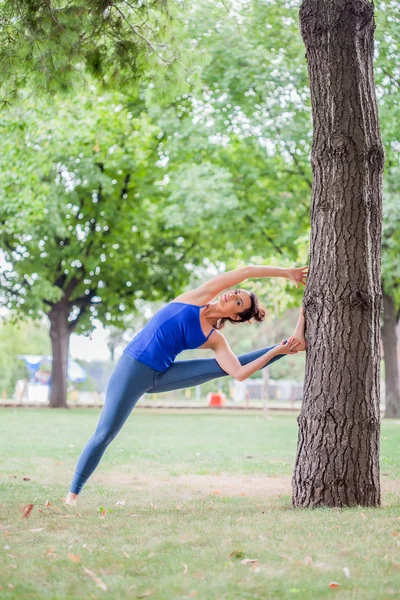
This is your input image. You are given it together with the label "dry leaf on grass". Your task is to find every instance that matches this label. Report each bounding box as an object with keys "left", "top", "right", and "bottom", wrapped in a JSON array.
[
  {"left": 21, "top": 504, "right": 34, "bottom": 519},
  {"left": 360, "top": 512, "right": 366, "bottom": 521},
  {"left": 45, "top": 500, "right": 62, "bottom": 513},
  {"left": 304, "top": 556, "right": 313, "bottom": 566},
  {"left": 23, "top": 477, "right": 31, "bottom": 481},
  {"left": 137, "top": 592, "right": 153, "bottom": 598},
  {"left": 241, "top": 559, "right": 258, "bottom": 565},
  {"left": 392, "top": 560, "right": 400, "bottom": 569},
  {"left": 83, "top": 567, "right": 107, "bottom": 592},
  {"left": 67, "top": 554, "right": 81, "bottom": 563},
  {"left": 30, "top": 527, "right": 43, "bottom": 533},
  {"left": 99, "top": 508, "right": 107, "bottom": 518},
  {"left": 329, "top": 582, "right": 340, "bottom": 589},
  {"left": 182, "top": 563, "right": 188, "bottom": 575},
  {"left": 211, "top": 490, "right": 222, "bottom": 495}
]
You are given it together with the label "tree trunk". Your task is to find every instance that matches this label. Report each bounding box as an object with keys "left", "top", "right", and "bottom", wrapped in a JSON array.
[
  {"left": 292, "top": 0, "right": 384, "bottom": 507},
  {"left": 48, "top": 303, "right": 71, "bottom": 408},
  {"left": 382, "top": 290, "right": 400, "bottom": 418}
]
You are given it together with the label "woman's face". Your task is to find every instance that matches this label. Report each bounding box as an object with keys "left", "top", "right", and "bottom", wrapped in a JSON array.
[{"left": 218, "top": 288, "right": 252, "bottom": 318}]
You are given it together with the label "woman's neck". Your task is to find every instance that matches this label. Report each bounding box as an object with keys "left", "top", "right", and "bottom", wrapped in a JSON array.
[{"left": 203, "top": 302, "right": 224, "bottom": 326}]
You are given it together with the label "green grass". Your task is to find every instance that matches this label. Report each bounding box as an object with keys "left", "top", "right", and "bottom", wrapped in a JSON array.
[{"left": 0, "top": 409, "right": 399, "bottom": 599}]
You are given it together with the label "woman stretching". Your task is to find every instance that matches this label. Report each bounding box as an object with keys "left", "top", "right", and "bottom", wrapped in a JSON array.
[{"left": 65, "top": 264, "right": 308, "bottom": 506}]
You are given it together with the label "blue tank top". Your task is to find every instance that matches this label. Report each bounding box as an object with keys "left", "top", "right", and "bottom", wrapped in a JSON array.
[{"left": 123, "top": 302, "right": 215, "bottom": 372}]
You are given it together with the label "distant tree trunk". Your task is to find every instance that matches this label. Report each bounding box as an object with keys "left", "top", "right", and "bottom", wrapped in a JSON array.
[
  {"left": 292, "top": 0, "right": 384, "bottom": 507},
  {"left": 382, "top": 290, "right": 400, "bottom": 418},
  {"left": 48, "top": 303, "right": 71, "bottom": 408}
]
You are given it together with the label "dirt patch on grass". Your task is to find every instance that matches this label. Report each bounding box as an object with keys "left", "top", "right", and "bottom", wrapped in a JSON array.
[
  {"left": 94, "top": 472, "right": 400, "bottom": 497},
  {"left": 95, "top": 473, "right": 291, "bottom": 497}
]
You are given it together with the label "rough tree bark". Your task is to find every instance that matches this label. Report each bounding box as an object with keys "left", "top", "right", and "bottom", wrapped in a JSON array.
[
  {"left": 382, "top": 290, "right": 400, "bottom": 418},
  {"left": 292, "top": 0, "right": 384, "bottom": 507}
]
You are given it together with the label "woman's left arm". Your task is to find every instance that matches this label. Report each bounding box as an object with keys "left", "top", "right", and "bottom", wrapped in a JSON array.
[{"left": 173, "top": 264, "right": 307, "bottom": 305}]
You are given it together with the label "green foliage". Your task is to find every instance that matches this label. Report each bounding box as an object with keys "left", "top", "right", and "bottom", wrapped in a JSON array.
[
  {"left": 0, "top": 87, "right": 243, "bottom": 335},
  {"left": 0, "top": 0, "right": 184, "bottom": 104}
]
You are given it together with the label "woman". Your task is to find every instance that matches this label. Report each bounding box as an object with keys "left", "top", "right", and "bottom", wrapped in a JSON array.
[{"left": 65, "top": 264, "right": 308, "bottom": 506}]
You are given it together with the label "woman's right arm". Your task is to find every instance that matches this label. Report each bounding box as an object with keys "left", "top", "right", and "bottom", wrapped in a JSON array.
[{"left": 209, "top": 332, "right": 300, "bottom": 382}]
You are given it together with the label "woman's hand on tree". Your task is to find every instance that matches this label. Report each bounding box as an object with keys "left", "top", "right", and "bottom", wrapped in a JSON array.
[
  {"left": 277, "top": 337, "right": 301, "bottom": 355},
  {"left": 287, "top": 266, "right": 308, "bottom": 288}
]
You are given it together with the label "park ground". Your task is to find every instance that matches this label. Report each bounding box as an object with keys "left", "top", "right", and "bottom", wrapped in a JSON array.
[{"left": 0, "top": 409, "right": 399, "bottom": 599}]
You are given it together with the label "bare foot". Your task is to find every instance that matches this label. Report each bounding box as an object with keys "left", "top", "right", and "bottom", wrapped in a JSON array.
[
  {"left": 65, "top": 492, "right": 78, "bottom": 507},
  {"left": 291, "top": 306, "right": 306, "bottom": 351}
]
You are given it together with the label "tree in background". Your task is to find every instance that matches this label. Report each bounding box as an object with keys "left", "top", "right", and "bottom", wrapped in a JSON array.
[
  {"left": 292, "top": 0, "right": 384, "bottom": 508},
  {"left": 0, "top": 89, "right": 241, "bottom": 407}
]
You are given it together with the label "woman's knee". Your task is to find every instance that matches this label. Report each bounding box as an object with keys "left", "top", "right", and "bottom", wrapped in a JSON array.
[{"left": 91, "top": 427, "right": 119, "bottom": 449}]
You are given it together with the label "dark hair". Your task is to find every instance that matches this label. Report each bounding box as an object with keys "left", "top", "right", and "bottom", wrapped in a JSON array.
[{"left": 214, "top": 291, "right": 266, "bottom": 330}]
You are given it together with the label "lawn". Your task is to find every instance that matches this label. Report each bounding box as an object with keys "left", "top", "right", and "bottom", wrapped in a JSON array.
[{"left": 0, "top": 409, "right": 399, "bottom": 599}]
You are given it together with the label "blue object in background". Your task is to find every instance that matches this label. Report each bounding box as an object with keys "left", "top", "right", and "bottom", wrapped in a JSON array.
[{"left": 17, "top": 355, "right": 87, "bottom": 384}]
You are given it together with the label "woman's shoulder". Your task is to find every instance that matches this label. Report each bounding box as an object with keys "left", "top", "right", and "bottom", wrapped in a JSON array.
[{"left": 170, "top": 292, "right": 204, "bottom": 306}]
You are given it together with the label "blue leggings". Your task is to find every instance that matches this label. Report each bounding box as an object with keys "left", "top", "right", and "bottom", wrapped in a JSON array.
[{"left": 70, "top": 344, "right": 286, "bottom": 494}]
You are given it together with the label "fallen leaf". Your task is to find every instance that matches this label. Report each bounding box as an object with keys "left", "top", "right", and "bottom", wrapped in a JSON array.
[
  {"left": 67, "top": 553, "right": 81, "bottom": 563},
  {"left": 360, "top": 512, "right": 366, "bottom": 521},
  {"left": 182, "top": 563, "right": 188, "bottom": 575},
  {"left": 392, "top": 532, "right": 399, "bottom": 537},
  {"left": 304, "top": 556, "right": 313, "bottom": 566},
  {"left": 211, "top": 490, "right": 222, "bottom": 495},
  {"left": 76, "top": 512, "right": 81, "bottom": 517},
  {"left": 99, "top": 507, "right": 107, "bottom": 518},
  {"left": 23, "top": 477, "right": 31, "bottom": 481},
  {"left": 241, "top": 559, "right": 258, "bottom": 565},
  {"left": 230, "top": 549, "right": 244, "bottom": 559},
  {"left": 45, "top": 500, "right": 62, "bottom": 513},
  {"left": 30, "top": 527, "right": 43, "bottom": 533},
  {"left": 38, "top": 509, "right": 45, "bottom": 513},
  {"left": 83, "top": 566, "right": 108, "bottom": 592},
  {"left": 8, "top": 584, "right": 14, "bottom": 590},
  {"left": 343, "top": 567, "right": 350, "bottom": 578},
  {"left": 176, "top": 504, "right": 183, "bottom": 511},
  {"left": 241, "top": 492, "right": 247, "bottom": 496},
  {"left": 123, "top": 551, "right": 129, "bottom": 558},
  {"left": 137, "top": 592, "right": 153, "bottom": 598},
  {"left": 329, "top": 582, "right": 340, "bottom": 589},
  {"left": 21, "top": 504, "right": 34, "bottom": 519},
  {"left": 392, "top": 559, "right": 400, "bottom": 569}
]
